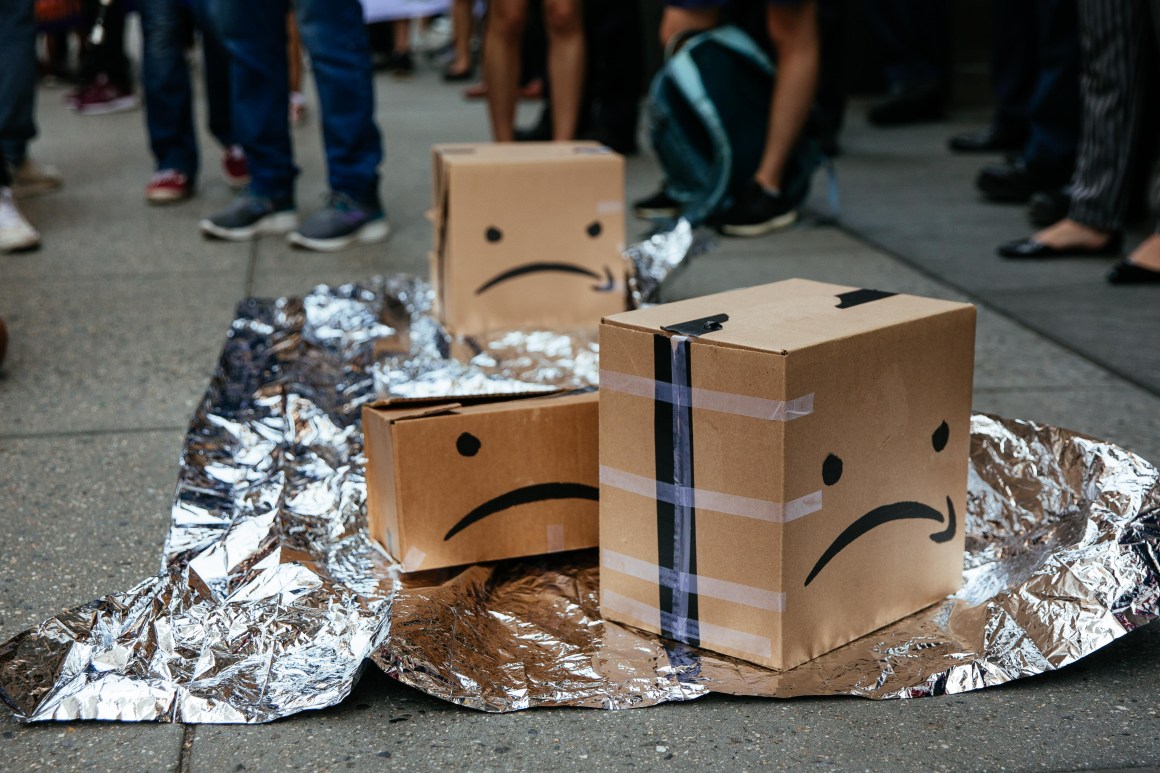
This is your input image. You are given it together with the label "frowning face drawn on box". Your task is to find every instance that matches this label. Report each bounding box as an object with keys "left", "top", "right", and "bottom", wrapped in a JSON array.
[
  {"left": 473, "top": 218, "right": 619, "bottom": 297},
  {"left": 803, "top": 420, "right": 957, "bottom": 586},
  {"left": 442, "top": 429, "right": 599, "bottom": 541}
]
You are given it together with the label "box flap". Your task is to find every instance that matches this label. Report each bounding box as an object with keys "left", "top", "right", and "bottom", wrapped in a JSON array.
[{"left": 602, "top": 278, "right": 973, "bottom": 354}]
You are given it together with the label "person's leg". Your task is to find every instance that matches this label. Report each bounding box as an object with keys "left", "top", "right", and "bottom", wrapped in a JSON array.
[
  {"left": 1059, "top": 0, "right": 1142, "bottom": 238},
  {"left": 658, "top": 4, "right": 720, "bottom": 47},
  {"left": 989, "top": 0, "right": 1036, "bottom": 142},
  {"left": 193, "top": 0, "right": 235, "bottom": 150},
  {"left": 484, "top": 0, "right": 529, "bottom": 141},
  {"left": 1021, "top": 0, "right": 1081, "bottom": 177},
  {"left": 754, "top": 0, "right": 819, "bottom": 192},
  {"left": 213, "top": 0, "right": 295, "bottom": 205},
  {"left": 543, "top": 0, "right": 584, "bottom": 140},
  {"left": 997, "top": 0, "right": 1142, "bottom": 258},
  {"left": 139, "top": 0, "right": 199, "bottom": 178},
  {"left": 294, "top": 0, "right": 383, "bottom": 208},
  {"left": 0, "top": 0, "right": 39, "bottom": 167},
  {"left": 447, "top": 0, "right": 475, "bottom": 77},
  {"left": 390, "top": 17, "right": 415, "bottom": 75}
]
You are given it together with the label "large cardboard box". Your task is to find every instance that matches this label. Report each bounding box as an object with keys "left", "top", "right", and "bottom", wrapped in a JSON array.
[
  {"left": 430, "top": 142, "right": 629, "bottom": 337},
  {"left": 598, "top": 279, "right": 976, "bottom": 670},
  {"left": 364, "top": 391, "right": 600, "bottom": 572}
]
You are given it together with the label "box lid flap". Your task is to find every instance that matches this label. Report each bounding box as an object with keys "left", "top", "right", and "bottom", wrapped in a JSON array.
[{"left": 602, "top": 278, "right": 973, "bottom": 354}]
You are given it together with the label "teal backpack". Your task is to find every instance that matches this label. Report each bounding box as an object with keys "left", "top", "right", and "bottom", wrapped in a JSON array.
[{"left": 647, "top": 25, "right": 832, "bottom": 226}]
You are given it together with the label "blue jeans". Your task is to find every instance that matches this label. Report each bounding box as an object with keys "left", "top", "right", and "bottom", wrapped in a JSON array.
[
  {"left": 139, "top": 0, "right": 235, "bottom": 180},
  {"left": 0, "top": 0, "right": 38, "bottom": 170},
  {"left": 212, "top": 0, "right": 383, "bottom": 208}
]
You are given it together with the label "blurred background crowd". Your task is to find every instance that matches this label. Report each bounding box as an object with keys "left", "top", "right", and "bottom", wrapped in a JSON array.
[{"left": 2, "top": 0, "right": 1160, "bottom": 333}]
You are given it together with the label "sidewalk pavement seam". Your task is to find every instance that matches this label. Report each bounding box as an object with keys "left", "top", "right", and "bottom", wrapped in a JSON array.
[{"left": 0, "top": 426, "right": 187, "bottom": 441}]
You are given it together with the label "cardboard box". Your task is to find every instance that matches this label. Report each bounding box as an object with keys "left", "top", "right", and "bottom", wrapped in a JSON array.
[
  {"left": 364, "top": 391, "right": 600, "bottom": 572},
  {"left": 430, "top": 142, "right": 629, "bottom": 337},
  {"left": 597, "top": 279, "right": 976, "bottom": 670}
]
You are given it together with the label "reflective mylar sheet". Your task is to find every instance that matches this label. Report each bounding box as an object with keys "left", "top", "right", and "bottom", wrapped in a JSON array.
[{"left": 1, "top": 272, "right": 1158, "bottom": 722}]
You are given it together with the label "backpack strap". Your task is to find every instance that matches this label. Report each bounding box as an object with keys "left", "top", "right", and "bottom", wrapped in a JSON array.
[{"left": 665, "top": 52, "right": 734, "bottom": 226}]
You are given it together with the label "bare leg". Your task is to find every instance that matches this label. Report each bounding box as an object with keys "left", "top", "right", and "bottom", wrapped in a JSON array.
[
  {"left": 484, "top": 0, "right": 527, "bottom": 141},
  {"left": 658, "top": 6, "right": 719, "bottom": 48},
  {"left": 449, "top": 0, "right": 474, "bottom": 74},
  {"left": 543, "top": 0, "right": 584, "bottom": 140},
  {"left": 1033, "top": 218, "right": 1113, "bottom": 249},
  {"left": 755, "top": 1, "right": 819, "bottom": 191},
  {"left": 393, "top": 17, "right": 411, "bottom": 55}
]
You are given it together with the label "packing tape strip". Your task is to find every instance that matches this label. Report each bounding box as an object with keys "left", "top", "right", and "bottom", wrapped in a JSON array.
[
  {"left": 601, "top": 369, "right": 814, "bottom": 421},
  {"left": 600, "top": 465, "right": 823, "bottom": 523},
  {"left": 602, "top": 549, "right": 786, "bottom": 612},
  {"left": 601, "top": 590, "right": 774, "bottom": 661},
  {"left": 546, "top": 524, "right": 565, "bottom": 553},
  {"left": 668, "top": 335, "right": 696, "bottom": 644},
  {"left": 403, "top": 546, "right": 426, "bottom": 572}
]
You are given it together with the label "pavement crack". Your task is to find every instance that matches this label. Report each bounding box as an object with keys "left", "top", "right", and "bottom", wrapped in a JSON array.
[{"left": 176, "top": 723, "right": 196, "bottom": 773}]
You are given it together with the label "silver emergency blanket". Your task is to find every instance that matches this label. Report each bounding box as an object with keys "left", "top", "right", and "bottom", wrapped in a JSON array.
[{"left": 2, "top": 273, "right": 1159, "bottom": 722}]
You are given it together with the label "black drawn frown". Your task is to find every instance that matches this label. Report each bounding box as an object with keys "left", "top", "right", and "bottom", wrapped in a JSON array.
[
  {"left": 442, "top": 431, "right": 599, "bottom": 541},
  {"left": 474, "top": 220, "right": 617, "bottom": 295},
  {"left": 804, "top": 420, "right": 956, "bottom": 586}
]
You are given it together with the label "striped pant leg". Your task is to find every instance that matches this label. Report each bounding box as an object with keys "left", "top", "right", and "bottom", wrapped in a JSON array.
[{"left": 1067, "top": 0, "right": 1145, "bottom": 233}]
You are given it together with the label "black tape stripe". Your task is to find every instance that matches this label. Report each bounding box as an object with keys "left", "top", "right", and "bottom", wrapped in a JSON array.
[
  {"left": 652, "top": 334, "right": 700, "bottom": 647},
  {"left": 653, "top": 334, "right": 676, "bottom": 637}
]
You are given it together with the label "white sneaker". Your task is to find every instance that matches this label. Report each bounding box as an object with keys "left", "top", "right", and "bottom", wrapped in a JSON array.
[
  {"left": 0, "top": 187, "right": 41, "bottom": 253},
  {"left": 11, "top": 158, "right": 63, "bottom": 199}
]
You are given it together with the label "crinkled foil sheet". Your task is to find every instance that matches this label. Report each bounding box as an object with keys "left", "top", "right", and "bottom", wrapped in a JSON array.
[{"left": 3, "top": 271, "right": 1160, "bottom": 722}]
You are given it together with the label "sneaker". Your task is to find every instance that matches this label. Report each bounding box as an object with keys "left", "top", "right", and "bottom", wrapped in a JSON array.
[
  {"left": 10, "top": 158, "right": 63, "bottom": 198},
  {"left": 718, "top": 181, "right": 798, "bottom": 237},
  {"left": 145, "top": 169, "right": 193, "bottom": 204},
  {"left": 633, "top": 187, "right": 682, "bottom": 220},
  {"left": 388, "top": 51, "right": 415, "bottom": 78},
  {"left": 69, "top": 75, "right": 139, "bottom": 116},
  {"left": 287, "top": 192, "right": 389, "bottom": 252},
  {"left": 222, "top": 146, "right": 250, "bottom": 188},
  {"left": 199, "top": 193, "right": 297, "bottom": 241},
  {"left": 0, "top": 187, "right": 41, "bottom": 253}
]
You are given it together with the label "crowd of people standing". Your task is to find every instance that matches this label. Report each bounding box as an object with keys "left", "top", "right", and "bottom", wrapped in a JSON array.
[{"left": 2, "top": 0, "right": 1160, "bottom": 286}]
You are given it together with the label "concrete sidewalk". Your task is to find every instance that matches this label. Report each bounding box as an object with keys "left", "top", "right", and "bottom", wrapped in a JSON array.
[{"left": 2, "top": 61, "right": 1159, "bottom": 772}]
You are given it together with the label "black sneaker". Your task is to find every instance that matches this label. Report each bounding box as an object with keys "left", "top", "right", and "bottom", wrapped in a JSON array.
[
  {"left": 287, "top": 192, "right": 390, "bottom": 252},
  {"left": 199, "top": 193, "right": 297, "bottom": 241},
  {"left": 388, "top": 51, "right": 415, "bottom": 77},
  {"left": 633, "top": 187, "right": 682, "bottom": 220},
  {"left": 717, "top": 181, "right": 797, "bottom": 237}
]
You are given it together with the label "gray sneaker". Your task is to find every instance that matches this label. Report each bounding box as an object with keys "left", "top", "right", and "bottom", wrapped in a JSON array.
[
  {"left": 287, "top": 192, "right": 389, "bottom": 252},
  {"left": 199, "top": 193, "right": 297, "bottom": 241}
]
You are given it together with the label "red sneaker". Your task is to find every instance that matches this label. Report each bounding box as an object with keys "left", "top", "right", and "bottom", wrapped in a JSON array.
[
  {"left": 145, "top": 169, "right": 193, "bottom": 204},
  {"left": 69, "top": 75, "right": 138, "bottom": 115},
  {"left": 222, "top": 146, "right": 250, "bottom": 189}
]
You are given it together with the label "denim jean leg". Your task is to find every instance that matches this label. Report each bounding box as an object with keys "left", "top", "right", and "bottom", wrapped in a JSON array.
[
  {"left": 211, "top": 0, "right": 296, "bottom": 204},
  {"left": 0, "top": 0, "right": 38, "bottom": 167},
  {"left": 140, "top": 0, "right": 199, "bottom": 177},
  {"left": 193, "top": 0, "right": 235, "bottom": 148},
  {"left": 1023, "top": 0, "right": 1081, "bottom": 173},
  {"left": 296, "top": 0, "right": 384, "bottom": 208}
]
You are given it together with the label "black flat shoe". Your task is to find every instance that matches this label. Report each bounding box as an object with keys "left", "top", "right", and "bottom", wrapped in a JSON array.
[
  {"left": 948, "top": 124, "right": 1025, "bottom": 154},
  {"left": 1107, "top": 259, "right": 1160, "bottom": 285},
  {"left": 977, "top": 158, "right": 1071, "bottom": 204},
  {"left": 443, "top": 65, "right": 474, "bottom": 82},
  {"left": 997, "top": 233, "right": 1122, "bottom": 259}
]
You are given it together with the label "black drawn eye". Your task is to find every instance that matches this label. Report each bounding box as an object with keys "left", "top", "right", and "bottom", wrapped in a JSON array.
[
  {"left": 457, "top": 432, "right": 482, "bottom": 457},
  {"left": 586, "top": 221, "right": 602, "bottom": 238},
  {"left": 486, "top": 227, "right": 503, "bottom": 243},
  {"left": 822, "top": 453, "right": 843, "bottom": 486},
  {"left": 931, "top": 421, "right": 949, "bottom": 453}
]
